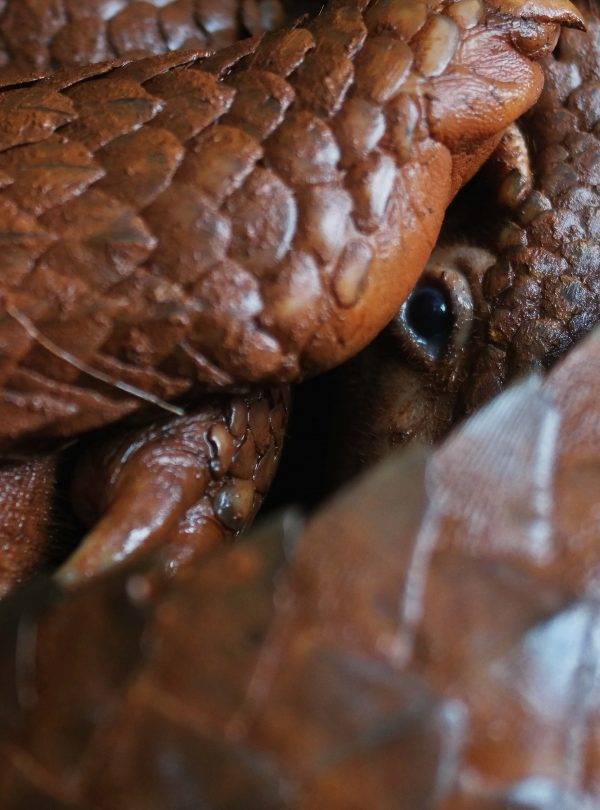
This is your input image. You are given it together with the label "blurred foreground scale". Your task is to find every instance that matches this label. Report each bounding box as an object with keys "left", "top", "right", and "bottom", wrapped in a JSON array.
[{"left": 3, "top": 329, "right": 600, "bottom": 806}]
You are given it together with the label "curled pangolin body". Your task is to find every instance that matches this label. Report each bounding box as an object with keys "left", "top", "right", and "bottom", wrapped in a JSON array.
[
  {"left": 2, "top": 327, "right": 600, "bottom": 807},
  {"left": 0, "top": 0, "right": 302, "bottom": 592},
  {"left": 0, "top": 0, "right": 581, "bottom": 588},
  {"left": 333, "top": 0, "right": 600, "bottom": 471},
  {"left": 0, "top": 0, "right": 581, "bottom": 449}
]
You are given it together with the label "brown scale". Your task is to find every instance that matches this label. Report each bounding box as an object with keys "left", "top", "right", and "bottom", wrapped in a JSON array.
[
  {"left": 0, "top": 0, "right": 299, "bottom": 83},
  {"left": 0, "top": 0, "right": 582, "bottom": 446},
  {"left": 59, "top": 387, "right": 289, "bottom": 585},
  {"left": 0, "top": 0, "right": 583, "bottom": 590},
  {"left": 333, "top": 0, "right": 600, "bottom": 477},
  {"left": 0, "top": 0, "right": 301, "bottom": 594},
  {"left": 2, "top": 327, "right": 600, "bottom": 807}
]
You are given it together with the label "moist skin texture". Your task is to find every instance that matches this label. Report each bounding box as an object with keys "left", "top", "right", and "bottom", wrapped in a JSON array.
[
  {"left": 2, "top": 327, "right": 600, "bottom": 808},
  {"left": 335, "top": 0, "right": 600, "bottom": 476},
  {"left": 0, "top": 0, "right": 581, "bottom": 589}
]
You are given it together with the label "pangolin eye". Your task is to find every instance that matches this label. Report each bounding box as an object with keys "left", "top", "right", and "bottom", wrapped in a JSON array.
[
  {"left": 388, "top": 246, "right": 492, "bottom": 369},
  {"left": 404, "top": 283, "right": 454, "bottom": 344}
]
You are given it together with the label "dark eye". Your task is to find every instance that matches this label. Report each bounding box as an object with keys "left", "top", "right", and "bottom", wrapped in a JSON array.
[
  {"left": 405, "top": 284, "right": 453, "bottom": 343},
  {"left": 387, "top": 246, "right": 492, "bottom": 369},
  {"left": 401, "top": 281, "right": 455, "bottom": 359}
]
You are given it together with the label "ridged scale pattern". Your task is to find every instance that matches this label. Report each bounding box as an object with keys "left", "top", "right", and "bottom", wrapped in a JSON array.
[
  {"left": 0, "top": 0, "right": 298, "bottom": 592},
  {"left": 59, "top": 386, "right": 288, "bottom": 584},
  {"left": 2, "top": 327, "right": 600, "bottom": 807},
  {"left": 467, "top": 4, "right": 600, "bottom": 407},
  {"left": 328, "top": 0, "right": 600, "bottom": 469},
  {"left": 0, "top": 0, "right": 292, "bottom": 84},
  {"left": 0, "top": 0, "right": 571, "bottom": 448}
]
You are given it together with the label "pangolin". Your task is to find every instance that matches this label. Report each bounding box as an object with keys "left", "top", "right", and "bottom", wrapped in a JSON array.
[
  {"left": 2, "top": 323, "right": 600, "bottom": 807},
  {"left": 0, "top": 0, "right": 300, "bottom": 592},
  {"left": 0, "top": 0, "right": 583, "bottom": 589},
  {"left": 332, "top": 0, "right": 600, "bottom": 477}
]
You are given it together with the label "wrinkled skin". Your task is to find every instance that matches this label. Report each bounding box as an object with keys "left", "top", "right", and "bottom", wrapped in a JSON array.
[
  {"left": 0, "top": 0, "right": 580, "bottom": 590},
  {"left": 2, "top": 326, "right": 600, "bottom": 808},
  {"left": 334, "top": 0, "right": 600, "bottom": 476}
]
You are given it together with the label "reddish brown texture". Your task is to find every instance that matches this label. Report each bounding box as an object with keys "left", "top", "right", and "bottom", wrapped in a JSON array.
[
  {"left": 0, "top": 0, "right": 582, "bottom": 591},
  {"left": 0, "top": 454, "right": 64, "bottom": 590},
  {"left": 0, "top": 0, "right": 300, "bottom": 84},
  {"left": 60, "top": 387, "right": 288, "bottom": 584},
  {"left": 0, "top": 387, "right": 288, "bottom": 594},
  {"left": 0, "top": 1, "right": 594, "bottom": 803},
  {"left": 2, "top": 327, "right": 600, "bottom": 807},
  {"left": 0, "top": 0, "right": 581, "bottom": 451},
  {"left": 333, "top": 0, "right": 600, "bottom": 474},
  {"left": 0, "top": 0, "right": 307, "bottom": 594}
]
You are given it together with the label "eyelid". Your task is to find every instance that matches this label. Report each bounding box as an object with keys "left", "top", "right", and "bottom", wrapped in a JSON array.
[
  {"left": 388, "top": 265, "right": 470, "bottom": 368},
  {"left": 387, "top": 244, "right": 495, "bottom": 373},
  {"left": 431, "top": 265, "right": 473, "bottom": 352},
  {"left": 398, "top": 283, "right": 452, "bottom": 360}
]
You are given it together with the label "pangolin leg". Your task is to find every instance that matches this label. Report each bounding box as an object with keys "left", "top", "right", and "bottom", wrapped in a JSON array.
[
  {"left": 57, "top": 388, "right": 288, "bottom": 585},
  {"left": 0, "top": 0, "right": 585, "bottom": 589}
]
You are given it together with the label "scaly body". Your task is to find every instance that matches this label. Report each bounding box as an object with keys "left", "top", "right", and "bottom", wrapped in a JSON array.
[
  {"left": 0, "top": 0, "right": 579, "bottom": 589},
  {"left": 2, "top": 325, "right": 600, "bottom": 808},
  {"left": 334, "top": 0, "right": 600, "bottom": 474}
]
